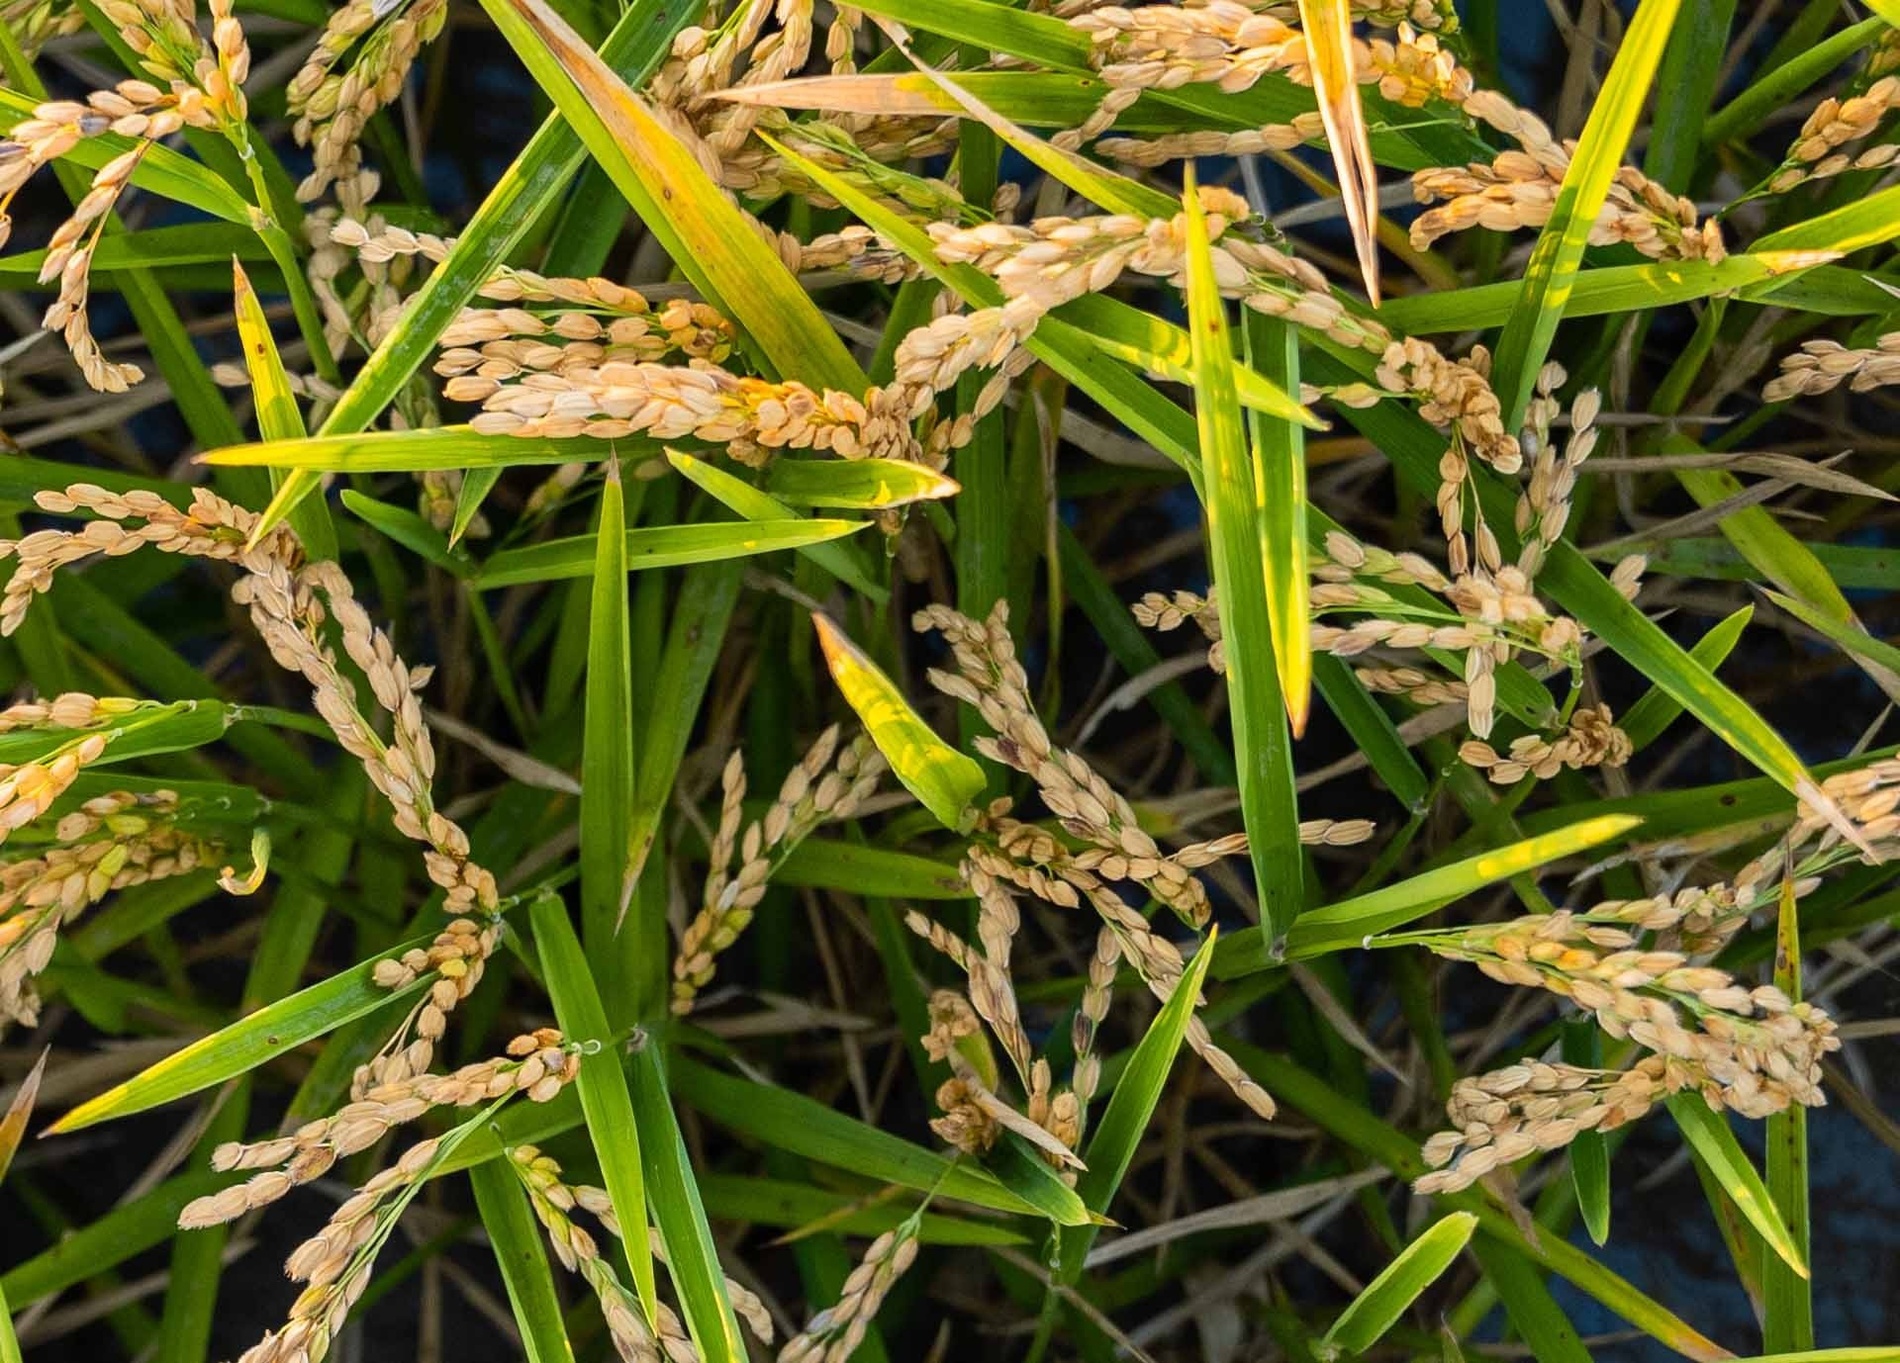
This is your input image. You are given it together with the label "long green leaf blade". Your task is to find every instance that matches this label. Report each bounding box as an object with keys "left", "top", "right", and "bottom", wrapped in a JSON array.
[
  {"left": 666, "top": 450, "right": 885, "bottom": 599},
  {"left": 47, "top": 935, "right": 434, "bottom": 1132},
  {"left": 1212, "top": 815, "right": 1643, "bottom": 972},
  {"left": 1667, "top": 1095, "right": 1808, "bottom": 1278},
  {"left": 530, "top": 892, "right": 657, "bottom": 1312},
  {"left": 470, "top": 1157, "right": 579, "bottom": 1363},
  {"left": 764, "top": 456, "right": 959, "bottom": 510},
  {"left": 1057, "top": 933, "right": 1217, "bottom": 1276},
  {"left": 626, "top": 1035, "right": 747, "bottom": 1360},
  {"left": 1182, "top": 172, "right": 1302, "bottom": 962},
  {"left": 1764, "top": 875, "right": 1814, "bottom": 1352},
  {"left": 1244, "top": 313, "right": 1312, "bottom": 736},
  {"left": 1321, "top": 1212, "right": 1477, "bottom": 1358},
  {"left": 580, "top": 462, "right": 636, "bottom": 989},
  {"left": 474, "top": 520, "right": 867, "bottom": 587},
  {"left": 1489, "top": 0, "right": 1681, "bottom": 424}
]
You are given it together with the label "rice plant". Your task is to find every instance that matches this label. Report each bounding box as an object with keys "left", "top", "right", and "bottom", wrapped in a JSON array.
[{"left": 1, "top": 1, "right": 1898, "bottom": 1360}]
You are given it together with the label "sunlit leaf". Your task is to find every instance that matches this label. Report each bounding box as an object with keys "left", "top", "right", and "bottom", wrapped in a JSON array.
[
  {"left": 813, "top": 613, "right": 985, "bottom": 830},
  {"left": 1320, "top": 1212, "right": 1477, "bottom": 1358}
]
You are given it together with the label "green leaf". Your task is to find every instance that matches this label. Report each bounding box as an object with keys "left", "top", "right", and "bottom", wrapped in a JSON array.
[
  {"left": 470, "top": 1157, "right": 578, "bottom": 1363},
  {"left": 1321, "top": 1213, "right": 1477, "bottom": 1358},
  {"left": 0, "top": 1277, "right": 19, "bottom": 1363},
  {"left": 1767, "top": 591, "right": 1900, "bottom": 677},
  {"left": 1666, "top": 1095, "right": 1808, "bottom": 1278},
  {"left": 1620, "top": 606, "right": 1751, "bottom": 751},
  {"left": 46, "top": 934, "right": 434, "bottom": 1132},
  {"left": 477, "top": 0, "right": 866, "bottom": 392},
  {"left": 1542, "top": 542, "right": 1838, "bottom": 816},
  {"left": 1563, "top": 1020, "right": 1611, "bottom": 1247},
  {"left": 451, "top": 470, "right": 501, "bottom": 547},
  {"left": 1182, "top": 173, "right": 1303, "bottom": 961},
  {"left": 625, "top": 1035, "right": 748, "bottom": 1360},
  {"left": 626, "top": 561, "right": 742, "bottom": 889},
  {"left": 0, "top": 223, "right": 267, "bottom": 276},
  {"left": 1489, "top": 0, "right": 1681, "bottom": 425},
  {"left": 667, "top": 450, "right": 885, "bottom": 600},
  {"left": 1631, "top": 539, "right": 1900, "bottom": 591},
  {"left": 201, "top": 428, "right": 633, "bottom": 471},
  {"left": 1057, "top": 933, "right": 1217, "bottom": 1276},
  {"left": 1376, "top": 254, "right": 1815, "bottom": 340},
  {"left": 529, "top": 892, "right": 657, "bottom": 1314},
  {"left": 340, "top": 491, "right": 468, "bottom": 576},
  {"left": 696, "top": 1175, "right": 1025, "bottom": 1244},
  {"left": 764, "top": 456, "right": 959, "bottom": 510},
  {"left": 1754, "top": 181, "right": 1900, "bottom": 257},
  {"left": 1211, "top": 815, "right": 1643, "bottom": 974},
  {"left": 1642, "top": 0, "right": 1737, "bottom": 192},
  {"left": 989, "top": 1132, "right": 1093, "bottom": 1228},
  {"left": 1057, "top": 293, "right": 1322, "bottom": 430},
  {"left": 1311, "top": 654, "right": 1430, "bottom": 813},
  {"left": 1468, "top": 1238, "right": 1595, "bottom": 1363},
  {"left": 580, "top": 463, "right": 637, "bottom": 974},
  {"left": 776, "top": 838, "right": 969, "bottom": 899},
  {"left": 813, "top": 613, "right": 985, "bottom": 830},
  {"left": 1764, "top": 875, "right": 1813, "bottom": 1353},
  {"left": 1244, "top": 313, "right": 1313, "bottom": 735},
  {"left": 1702, "top": 18, "right": 1889, "bottom": 147},
  {"left": 669, "top": 1056, "right": 1041, "bottom": 1217},
  {"left": 474, "top": 519, "right": 867, "bottom": 587}
]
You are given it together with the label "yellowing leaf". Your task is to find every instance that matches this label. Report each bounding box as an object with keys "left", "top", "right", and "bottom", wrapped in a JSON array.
[
  {"left": 813, "top": 614, "right": 984, "bottom": 830},
  {"left": 479, "top": 0, "right": 866, "bottom": 392},
  {"left": 1296, "top": 0, "right": 1381, "bottom": 304}
]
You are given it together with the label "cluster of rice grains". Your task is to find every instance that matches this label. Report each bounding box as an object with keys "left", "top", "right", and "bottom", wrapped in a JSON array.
[
  {"left": 671, "top": 726, "right": 884, "bottom": 1014},
  {"left": 1406, "top": 756, "right": 1900, "bottom": 1191},
  {"left": 0, "top": 772, "right": 218, "bottom": 1025},
  {"left": 908, "top": 601, "right": 1374, "bottom": 1161},
  {"left": 0, "top": 487, "right": 522, "bottom": 1358},
  {"left": 5, "top": 0, "right": 1900, "bottom": 1356},
  {"left": 1139, "top": 362, "right": 1640, "bottom": 771},
  {"left": 506, "top": 1145, "right": 775, "bottom": 1363},
  {"left": 0, "top": 0, "right": 250, "bottom": 390}
]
